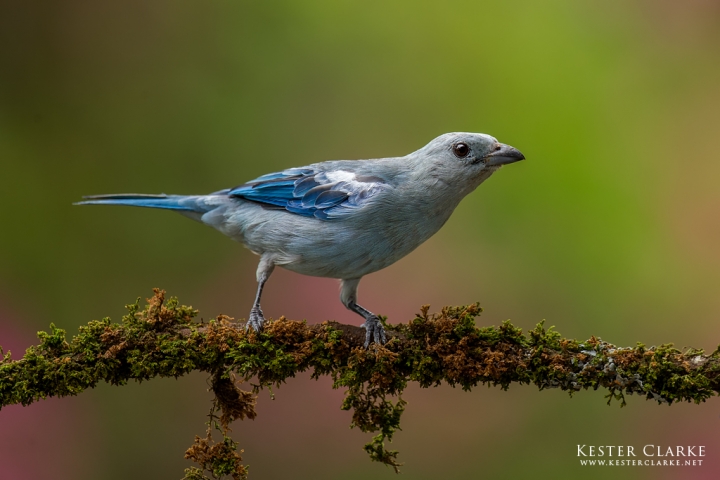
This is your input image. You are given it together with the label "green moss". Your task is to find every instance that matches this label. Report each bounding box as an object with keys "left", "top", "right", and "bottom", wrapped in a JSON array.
[{"left": 2, "top": 289, "right": 719, "bottom": 478}]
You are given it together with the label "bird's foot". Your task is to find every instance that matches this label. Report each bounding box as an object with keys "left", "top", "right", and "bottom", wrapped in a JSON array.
[
  {"left": 246, "top": 305, "right": 265, "bottom": 332},
  {"left": 360, "top": 315, "right": 387, "bottom": 348}
]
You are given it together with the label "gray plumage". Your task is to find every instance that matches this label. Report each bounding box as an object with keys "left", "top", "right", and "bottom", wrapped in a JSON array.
[{"left": 77, "top": 132, "right": 525, "bottom": 346}]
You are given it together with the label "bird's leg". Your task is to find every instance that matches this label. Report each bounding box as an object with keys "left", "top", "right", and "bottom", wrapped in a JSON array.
[
  {"left": 340, "top": 278, "right": 387, "bottom": 348},
  {"left": 247, "top": 279, "right": 266, "bottom": 332},
  {"left": 247, "top": 256, "right": 275, "bottom": 332},
  {"left": 349, "top": 302, "right": 387, "bottom": 348}
]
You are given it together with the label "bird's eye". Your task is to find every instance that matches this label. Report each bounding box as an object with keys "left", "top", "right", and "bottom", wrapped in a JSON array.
[{"left": 452, "top": 143, "right": 470, "bottom": 158}]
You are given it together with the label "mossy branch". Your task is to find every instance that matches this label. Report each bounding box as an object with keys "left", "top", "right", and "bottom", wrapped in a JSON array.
[{"left": 2, "top": 290, "right": 719, "bottom": 479}]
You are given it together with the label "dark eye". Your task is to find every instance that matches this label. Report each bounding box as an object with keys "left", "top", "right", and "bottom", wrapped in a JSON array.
[{"left": 452, "top": 143, "right": 469, "bottom": 158}]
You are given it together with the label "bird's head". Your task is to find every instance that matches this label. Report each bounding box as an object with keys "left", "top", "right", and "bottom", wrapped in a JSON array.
[
  {"left": 415, "top": 132, "right": 525, "bottom": 177},
  {"left": 405, "top": 132, "right": 525, "bottom": 212}
]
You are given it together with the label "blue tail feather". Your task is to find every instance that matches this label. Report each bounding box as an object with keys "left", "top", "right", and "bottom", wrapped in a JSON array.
[{"left": 75, "top": 194, "right": 197, "bottom": 211}]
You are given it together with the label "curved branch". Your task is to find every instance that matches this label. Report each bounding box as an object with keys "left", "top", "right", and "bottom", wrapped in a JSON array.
[{"left": 1, "top": 290, "right": 718, "bottom": 478}]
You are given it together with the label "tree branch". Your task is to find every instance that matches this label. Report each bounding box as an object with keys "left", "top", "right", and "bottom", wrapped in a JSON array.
[{"left": 1, "top": 289, "right": 719, "bottom": 479}]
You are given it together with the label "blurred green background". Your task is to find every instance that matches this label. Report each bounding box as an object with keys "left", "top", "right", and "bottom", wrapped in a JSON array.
[{"left": 1, "top": 1, "right": 720, "bottom": 479}]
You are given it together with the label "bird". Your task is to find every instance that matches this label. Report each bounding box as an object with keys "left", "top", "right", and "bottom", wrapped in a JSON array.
[{"left": 76, "top": 132, "right": 525, "bottom": 347}]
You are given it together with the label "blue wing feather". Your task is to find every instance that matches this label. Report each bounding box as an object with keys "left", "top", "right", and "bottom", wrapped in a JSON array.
[
  {"left": 294, "top": 176, "right": 320, "bottom": 195},
  {"left": 227, "top": 167, "right": 386, "bottom": 220},
  {"left": 315, "top": 190, "right": 348, "bottom": 208}
]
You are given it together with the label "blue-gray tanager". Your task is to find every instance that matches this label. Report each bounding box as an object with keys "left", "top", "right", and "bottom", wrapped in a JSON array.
[{"left": 77, "top": 132, "right": 524, "bottom": 346}]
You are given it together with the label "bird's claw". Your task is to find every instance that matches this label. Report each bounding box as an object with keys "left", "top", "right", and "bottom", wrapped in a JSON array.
[
  {"left": 246, "top": 305, "right": 265, "bottom": 332},
  {"left": 361, "top": 315, "right": 387, "bottom": 348}
]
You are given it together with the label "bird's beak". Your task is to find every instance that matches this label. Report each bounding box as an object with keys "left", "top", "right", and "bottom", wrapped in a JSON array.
[{"left": 484, "top": 143, "right": 525, "bottom": 166}]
